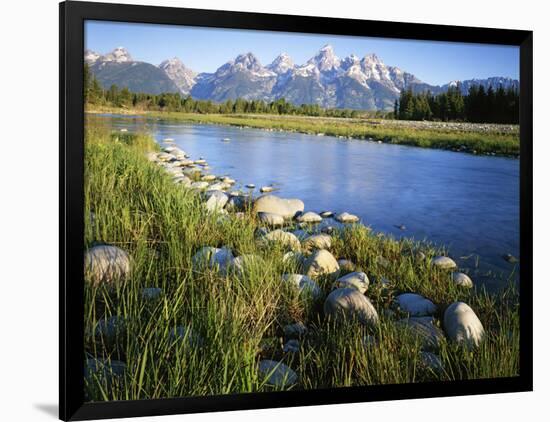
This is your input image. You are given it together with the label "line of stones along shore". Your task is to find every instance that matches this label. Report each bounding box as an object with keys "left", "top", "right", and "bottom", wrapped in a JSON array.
[{"left": 84, "top": 139, "right": 482, "bottom": 389}]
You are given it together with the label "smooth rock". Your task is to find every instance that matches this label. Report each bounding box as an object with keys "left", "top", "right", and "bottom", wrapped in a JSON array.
[
  {"left": 304, "top": 249, "right": 340, "bottom": 281},
  {"left": 258, "top": 360, "right": 298, "bottom": 388},
  {"left": 320, "top": 211, "right": 334, "bottom": 218},
  {"left": 283, "top": 322, "right": 308, "bottom": 338},
  {"left": 190, "top": 181, "right": 209, "bottom": 190},
  {"left": 173, "top": 175, "right": 192, "bottom": 187},
  {"left": 394, "top": 293, "right": 437, "bottom": 316},
  {"left": 246, "top": 184, "right": 255, "bottom": 189},
  {"left": 335, "top": 212, "right": 360, "bottom": 223},
  {"left": 452, "top": 272, "right": 473, "bottom": 288},
  {"left": 443, "top": 302, "right": 485, "bottom": 348},
  {"left": 229, "top": 254, "right": 265, "bottom": 276},
  {"left": 324, "top": 288, "right": 379, "bottom": 327},
  {"left": 432, "top": 256, "right": 457, "bottom": 270},
  {"left": 282, "top": 274, "right": 322, "bottom": 300},
  {"left": 192, "top": 246, "right": 234, "bottom": 273},
  {"left": 258, "top": 212, "right": 285, "bottom": 227},
  {"left": 262, "top": 230, "right": 301, "bottom": 251},
  {"left": 260, "top": 186, "right": 275, "bottom": 193},
  {"left": 204, "top": 191, "right": 229, "bottom": 212},
  {"left": 84, "top": 245, "right": 131, "bottom": 286},
  {"left": 302, "top": 233, "right": 332, "bottom": 252},
  {"left": 208, "top": 182, "right": 230, "bottom": 191},
  {"left": 333, "top": 271, "right": 369, "bottom": 294},
  {"left": 296, "top": 212, "right": 322, "bottom": 224},
  {"left": 397, "top": 316, "right": 445, "bottom": 352},
  {"left": 201, "top": 174, "right": 217, "bottom": 182},
  {"left": 253, "top": 195, "right": 304, "bottom": 220}
]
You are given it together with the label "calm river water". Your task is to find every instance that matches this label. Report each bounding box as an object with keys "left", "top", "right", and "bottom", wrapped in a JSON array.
[{"left": 94, "top": 114, "right": 520, "bottom": 289}]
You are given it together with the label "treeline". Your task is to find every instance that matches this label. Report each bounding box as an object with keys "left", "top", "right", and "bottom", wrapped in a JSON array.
[
  {"left": 84, "top": 64, "right": 360, "bottom": 118},
  {"left": 394, "top": 84, "right": 519, "bottom": 124}
]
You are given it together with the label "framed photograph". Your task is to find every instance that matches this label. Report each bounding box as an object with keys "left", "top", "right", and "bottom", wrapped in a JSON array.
[{"left": 60, "top": 1, "right": 533, "bottom": 420}]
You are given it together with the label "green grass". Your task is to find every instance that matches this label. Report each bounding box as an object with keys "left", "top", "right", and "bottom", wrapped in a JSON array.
[
  {"left": 87, "top": 106, "right": 520, "bottom": 157},
  {"left": 84, "top": 123, "right": 520, "bottom": 402}
]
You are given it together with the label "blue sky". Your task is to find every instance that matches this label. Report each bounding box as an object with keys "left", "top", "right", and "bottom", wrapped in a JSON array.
[{"left": 85, "top": 20, "right": 518, "bottom": 85}]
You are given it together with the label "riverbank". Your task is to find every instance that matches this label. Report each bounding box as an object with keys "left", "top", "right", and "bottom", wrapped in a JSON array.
[
  {"left": 86, "top": 105, "right": 520, "bottom": 157},
  {"left": 84, "top": 123, "right": 519, "bottom": 401}
]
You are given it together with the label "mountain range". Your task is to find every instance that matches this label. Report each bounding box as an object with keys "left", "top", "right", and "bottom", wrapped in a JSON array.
[{"left": 85, "top": 45, "right": 519, "bottom": 110}]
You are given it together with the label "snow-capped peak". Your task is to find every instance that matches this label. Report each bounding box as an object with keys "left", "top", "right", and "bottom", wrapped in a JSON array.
[
  {"left": 234, "top": 52, "right": 262, "bottom": 71},
  {"left": 158, "top": 57, "right": 197, "bottom": 95},
  {"left": 101, "top": 47, "right": 133, "bottom": 63},
  {"left": 341, "top": 54, "right": 360, "bottom": 70},
  {"left": 84, "top": 49, "right": 101, "bottom": 64},
  {"left": 308, "top": 44, "right": 340, "bottom": 72},
  {"left": 267, "top": 52, "right": 295, "bottom": 74}
]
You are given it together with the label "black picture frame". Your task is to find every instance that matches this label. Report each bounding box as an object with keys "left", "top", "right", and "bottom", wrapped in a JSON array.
[{"left": 60, "top": 1, "right": 533, "bottom": 420}]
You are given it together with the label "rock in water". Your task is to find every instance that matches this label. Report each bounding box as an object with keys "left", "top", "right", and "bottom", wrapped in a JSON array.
[
  {"left": 443, "top": 302, "right": 485, "bottom": 348},
  {"left": 260, "top": 186, "right": 275, "bottom": 193},
  {"left": 432, "top": 256, "right": 457, "bottom": 270},
  {"left": 394, "top": 293, "right": 437, "bottom": 316},
  {"left": 304, "top": 249, "right": 340, "bottom": 281},
  {"left": 190, "top": 181, "right": 209, "bottom": 191},
  {"left": 397, "top": 317, "right": 445, "bottom": 352},
  {"left": 452, "top": 272, "right": 473, "bottom": 288},
  {"left": 204, "top": 190, "right": 229, "bottom": 212},
  {"left": 253, "top": 195, "right": 304, "bottom": 220},
  {"left": 335, "top": 212, "right": 360, "bottom": 223},
  {"left": 296, "top": 212, "right": 322, "bottom": 224},
  {"left": 258, "top": 212, "right": 285, "bottom": 227},
  {"left": 192, "top": 246, "right": 234, "bottom": 273},
  {"left": 324, "top": 288, "right": 379, "bottom": 327},
  {"left": 282, "top": 274, "right": 323, "bottom": 300},
  {"left": 333, "top": 271, "right": 369, "bottom": 294},
  {"left": 302, "top": 234, "right": 332, "bottom": 252},
  {"left": 84, "top": 245, "right": 131, "bottom": 286},
  {"left": 262, "top": 230, "right": 301, "bottom": 251},
  {"left": 258, "top": 360, "right": 298, "bottom": 388}
]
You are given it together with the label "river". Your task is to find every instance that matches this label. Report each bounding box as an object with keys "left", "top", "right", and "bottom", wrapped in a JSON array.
[{"left": 93, "top": 114, "right": 520, "bottom": 290}]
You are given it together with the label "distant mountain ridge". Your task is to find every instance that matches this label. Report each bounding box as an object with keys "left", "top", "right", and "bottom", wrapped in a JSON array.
[{"left": 85, "top": 46, "right": 519, "bottom": 110}]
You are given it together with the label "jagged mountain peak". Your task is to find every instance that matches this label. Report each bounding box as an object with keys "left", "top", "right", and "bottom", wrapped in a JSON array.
[
  {"left": 268, "top": 52, "right": 295, "bottom": 74},
  {"left": 234, "top": 52, "right": 262, "bottom": 69},
  {"left": 84, "top": 49, "right": 101, "bottom": 64},
  {"left": 158, "top": 57, "right": 197, "bottom": 95},
  {"left": 309, "top": 44, "right": 340, "bottom": 72},
  {"left": 159, "top": 57, "right": 184, "bottom": 67},
  {"left": 341, "top": 54, "right": 361, "bottom": 71},
  {"left": 102, "top": 47, "right": 133, "bottom": 63}
]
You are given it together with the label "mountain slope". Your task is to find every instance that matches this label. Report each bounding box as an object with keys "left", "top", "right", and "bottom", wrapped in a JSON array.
[
  {"left": 86, "top": 46, "right": 519, "bottom": 110},
  {"left": 86, "top": 48, "right": 180, "bottom": 95}
]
